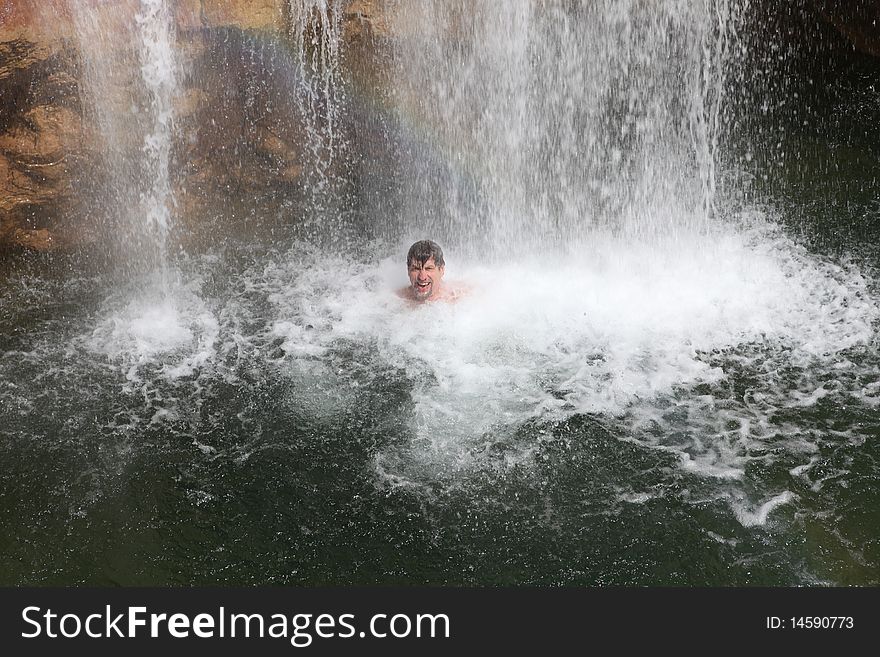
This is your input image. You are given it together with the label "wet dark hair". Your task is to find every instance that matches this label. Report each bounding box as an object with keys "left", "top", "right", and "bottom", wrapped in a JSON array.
[{"left": 406, "top": 240, "right": 445, "bottom": 268}]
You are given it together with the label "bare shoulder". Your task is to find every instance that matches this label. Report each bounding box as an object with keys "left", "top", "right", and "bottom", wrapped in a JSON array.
[
  {"left": 444, "top": 282, "right": 472, "bottom": 302},
  {"left": 394, "top": 283, "right": 471, "bottom": 305}
]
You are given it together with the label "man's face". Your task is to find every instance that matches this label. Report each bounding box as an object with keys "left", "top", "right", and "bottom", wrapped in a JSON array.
[{"left": 408, "top": 257, "right": 445, "bottom": 301}]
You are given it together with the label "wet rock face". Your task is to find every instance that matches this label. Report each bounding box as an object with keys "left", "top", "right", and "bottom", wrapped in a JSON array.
[
  {"left": 0, "top": 1, "right": 324, "bottom": 251},
  {"left": 1, "top": 2, "right": 105, "bottom": 251},
  {"left": 0, "top": 0, "right": 396, "bottom": 253},
  {"left": 174, "top": 27, "right": 311, "bottom": 211},
  {"left": 0, "top": 25, "right": 80, "bottom": 251}
]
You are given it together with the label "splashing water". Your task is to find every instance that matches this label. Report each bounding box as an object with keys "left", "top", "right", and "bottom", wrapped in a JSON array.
[
  {"left": 257, "top": 219, "right": 878, "bottom": 498},
  {"left": 135, "top": 0, "right": 179, "bottom": 266},
  {"left": 287, "top": 0, "right": 348, "bottom": 212},
  {"left": 384, "top": 0, "right": 740, "bottom": 256},
  {"left": 71, "top": 0, "right": 180, "bottom": 285},
  {"left": 3, "top": 1, "right": 880, "bottom": 586}
]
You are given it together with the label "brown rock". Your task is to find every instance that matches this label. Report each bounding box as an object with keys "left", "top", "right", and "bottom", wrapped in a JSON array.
[
  {"left": 201, "top": 0, "right": 284, "bottom": 31},
  {"left": 256, "top": 126, "right": 298, "bottom": 161},
  {"left": 0, "top": 0, "right": 395, "bottom": 252},
  {"left": 254, "top": 125, "right": 304, "bottom": 182},
  {"left": 0, "top": 148, "right": 68, "bottom": 250},
  {"left": 0, "top": 38, "right": 52, "bottom": 84},
  {"left": 0, "top": 144, "right": 58, "bottom": 212},
  {"left": 0, "top": 0, "right": 75, "bottom": 46},
  {"left": 174, "top": 0, "right": 204, "bottom": 32},
  {"left": 343, "top": 0, "right": 391, "bottom": 42},
  {"left": 9, "top": 227, "right": 56, "bottom": 251},
  {"left": 174, "top": 87, "right": 207, "bottom": 119},
  {"left": 0, "top": 104, "right": 81, "bottom": 164},
  {"left": 278, "top": 162, "right": 304, "bottom": 182}
]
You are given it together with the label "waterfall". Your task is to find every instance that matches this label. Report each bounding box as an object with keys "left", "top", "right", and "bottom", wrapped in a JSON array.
[
  {"left": 386, "top": 0, "right": 739, "bottom": 257},
  {"left": 135, "top": 0, "right": 179, "bottom": 271},
  {"left": 287, "top": 0, "right": 348, "bottom": 217},
  {"left": 5, "top": 0, "right": 880, "bottom": 590},
  {"left": 71, "top": 0, "right": 180, "bottom": 285}
]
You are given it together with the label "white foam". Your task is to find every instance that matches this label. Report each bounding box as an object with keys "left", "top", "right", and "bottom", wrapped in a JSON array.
[
  {"left": 732, "top": 491, "right": 797, "bottom": 527},
  {"left": 258, "top": 214, "right": 878, "bottom": 486},
  {"left": 83, "top": 275, "right": 219, "bottom": 385},
  {"left": 790, "top": 457, "right": 818, "bottom": 477},
  {"left": 66, "top": 207, "right": 873, "bottom": 497}
]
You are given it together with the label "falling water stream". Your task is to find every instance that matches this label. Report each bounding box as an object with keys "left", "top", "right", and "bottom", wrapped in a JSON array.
[
  {"left": 72, "top": 0, "right": 180, "bottom": 284},
  {"left": 1, "top": 0, "right": 879, "bottom": 585}
]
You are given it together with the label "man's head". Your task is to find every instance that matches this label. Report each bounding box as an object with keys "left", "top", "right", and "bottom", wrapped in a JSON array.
[{"left": 406, "top": 240, "right": 445, "bottom": 301}]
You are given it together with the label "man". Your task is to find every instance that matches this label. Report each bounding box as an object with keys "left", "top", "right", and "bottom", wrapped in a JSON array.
[{"left": 398, "top": 239, "right": 462, "bottom": 303}]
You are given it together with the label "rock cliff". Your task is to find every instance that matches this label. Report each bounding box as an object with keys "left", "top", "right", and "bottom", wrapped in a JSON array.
[{"left": 0, "top": 0, "right": 390, "bottom": 252}]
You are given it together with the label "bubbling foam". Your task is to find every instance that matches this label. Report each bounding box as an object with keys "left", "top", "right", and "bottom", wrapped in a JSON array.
[
  {"left": 83, "top": 273, "right": 219, "bottom": 385},
  {"left": 55, "top": 206, "right": 877, "bottom": 532},
  {"left": 261, "top": 212, "right": 878, "bottom": 496}
]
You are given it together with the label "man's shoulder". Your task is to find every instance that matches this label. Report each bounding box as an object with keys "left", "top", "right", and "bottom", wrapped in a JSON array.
[
  {"left": 394, "top": 283, "right": 471, "bottom": 305},
  {"left": 444, "top": 282, "right": 472, "bottom": 301}
]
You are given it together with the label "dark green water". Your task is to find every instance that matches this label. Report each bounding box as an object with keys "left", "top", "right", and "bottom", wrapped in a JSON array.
[
  {"left": 2, "top": 4, "right": 880, "bottom": 588},
  {"left": 2, "top": 185, "right": 878, "bottom": 587}
]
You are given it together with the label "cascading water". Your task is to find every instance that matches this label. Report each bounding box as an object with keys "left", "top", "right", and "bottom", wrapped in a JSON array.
[
  {"left": 134, "top": 0, "right": 179, "bottom": 284},
  {"left": 385, "top": 0, "right": 735, "bottom": 253},
  {"left": 71, "top": 0, "right": 180, "bottom": 285},
  {"left": 69, "top": 1, "right": 218, "bottom": 380},
  {"left": 1, "top": 1, "right": 879, "bottom": 586},
  {"left": 286, "top": 0, "right": 349, "bottom": 221},
  {"left": 347, "top": 0, "right": 879, "bottom": 559}
]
